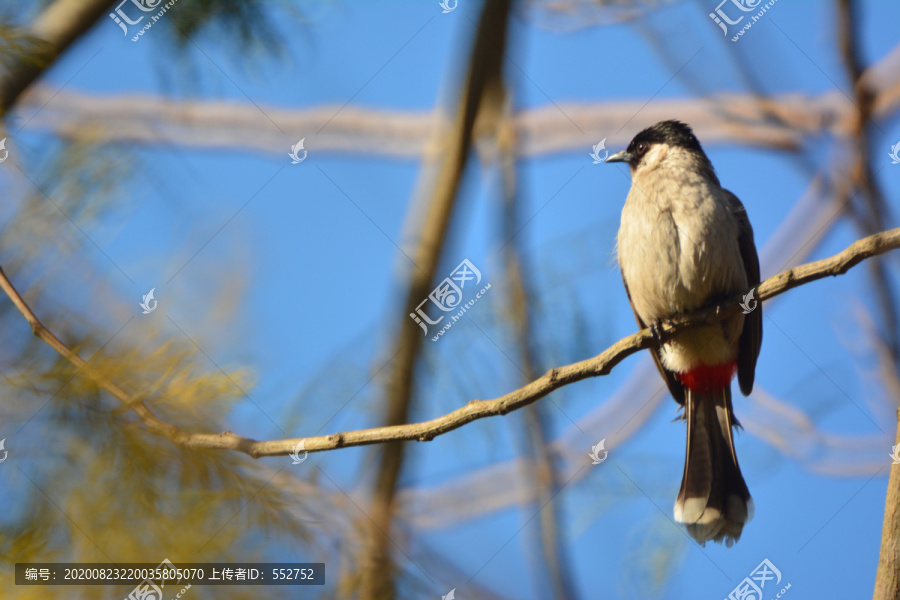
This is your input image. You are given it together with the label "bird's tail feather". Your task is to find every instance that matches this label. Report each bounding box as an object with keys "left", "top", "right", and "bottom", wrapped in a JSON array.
[{"left": 673, "top": 386, "right": 752, "bottom": 547}]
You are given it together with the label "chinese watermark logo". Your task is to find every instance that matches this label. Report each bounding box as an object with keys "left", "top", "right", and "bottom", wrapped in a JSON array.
[
  {"left": 289, "top": 138, "right": 308, "bottom": 164},
  {"left": 589, "top": 439, "right": 608, "bottom": 465},
  {"left": 110, "top": 0, "right": 181, "bottom": 42},
  {"left": 439, "top": 0, "right": 457, "bottom": 13},
  {"left": 0, "top": 439, "right": 7, "bottom": 463},
  {"left": 889, "top": 141, "right": 900, "bottom": 165},
  {"left": 739, "top": 288, "right": 757, "bottom": 315},
  {"left": 290, "top": 440, "right": 308, "bottom": 465},
  {"left": 140, "top": 288, "right": 158, "bottom": 314},
  {"left": 0, "top": 138, "right": 8, "bottom": 163},
  {"left": 589, "top": 139, "right": 609, "bottom": 164},
  {"left": 709, "top": 0, "right": 779, "bottom": 42},
  {"left": 890, "top": 445, "right": 900, "bottom": 465},
  {"left": 726, "top": 558, "right": 790, "bottom": 600},
  {"left": 410, "top": 259, "right": 492, "bottom": 341}
]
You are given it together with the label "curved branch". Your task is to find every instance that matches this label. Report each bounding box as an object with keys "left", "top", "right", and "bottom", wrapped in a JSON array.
[{"left": 1, "top": 228, "right": 899, "bottom": 458}]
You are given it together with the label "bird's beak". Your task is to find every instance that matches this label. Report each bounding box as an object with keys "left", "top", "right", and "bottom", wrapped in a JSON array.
[{"left": 605, "top": 150, "right": 631, "bottom": 164}]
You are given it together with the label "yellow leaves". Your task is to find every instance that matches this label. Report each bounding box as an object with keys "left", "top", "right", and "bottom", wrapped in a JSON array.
[
  {"left": 0, "top": 20, "right": 49, "bottom": 73},
  {"left": 46, "top": 334, "right": 252, "bottom": 430},
  {"left": 158, "top": 348, "right": 252, "bottom": 410}
]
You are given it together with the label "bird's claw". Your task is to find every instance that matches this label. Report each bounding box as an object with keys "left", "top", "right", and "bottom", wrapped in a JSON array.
[{"left": 649, "top": 319, "right": 671, "bottom": 344}]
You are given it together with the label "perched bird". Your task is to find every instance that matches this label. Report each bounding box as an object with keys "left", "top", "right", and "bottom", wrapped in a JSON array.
[{"left": 607, "top": 120, "right": 762, "bottom": 546}]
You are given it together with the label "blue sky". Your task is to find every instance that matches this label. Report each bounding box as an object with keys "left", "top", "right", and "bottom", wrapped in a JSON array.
[{"left": 4, "top": 0, "right": 900, "bottom": 598}]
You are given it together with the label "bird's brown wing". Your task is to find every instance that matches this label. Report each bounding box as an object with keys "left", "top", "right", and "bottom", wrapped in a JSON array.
[
  {"left": 622, "top": 277, "right": 685, "bottom": 405},
  {"left": 724, "top": 190, "right": 762, "bottom": 396}
]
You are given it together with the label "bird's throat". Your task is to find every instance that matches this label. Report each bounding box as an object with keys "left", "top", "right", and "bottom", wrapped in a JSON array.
[{"left": 679, "top": 362, "right": 737, "bottom": 393}]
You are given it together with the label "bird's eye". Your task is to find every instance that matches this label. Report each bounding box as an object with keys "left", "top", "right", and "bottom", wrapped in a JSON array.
[{"left": 636, "top": 143, "right": 647, "bottom": 155}]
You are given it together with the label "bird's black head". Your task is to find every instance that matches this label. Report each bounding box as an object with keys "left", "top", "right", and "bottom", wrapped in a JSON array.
[{"left": 606, "top": 120, "right": 709, "bottom": 170}]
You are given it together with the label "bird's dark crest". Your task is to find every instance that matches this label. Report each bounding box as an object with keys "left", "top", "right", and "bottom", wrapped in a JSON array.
[
  {"left": 625, "top": 119, "right": 717, "bottom": 182},
  {"left": 628, "top": 120, "right": 705, "bottom": 155}
]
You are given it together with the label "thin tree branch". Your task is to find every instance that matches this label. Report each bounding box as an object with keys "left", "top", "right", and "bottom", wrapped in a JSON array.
[
  {"left": 0, "top": 265, "right": 202, "bottom": 448},
  {"left": 2, "top": 229, "right": 898, "bottom": 461}
]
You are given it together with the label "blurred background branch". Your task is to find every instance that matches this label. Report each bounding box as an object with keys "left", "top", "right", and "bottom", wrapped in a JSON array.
[
  {"left": 359, "top": 1, "right": 511, "bottom": 597},
  {"left": 836, "top": 4, "right": 900, "bottom": 592},
  {"left": 16, "top": 41, "right": 900, "bottom": 157},
  {"left": 0, "top": 0, "right": 110, "bottom": 116},
  {"left": 500, "top": 105, "right": 578, "bottom": 600}
]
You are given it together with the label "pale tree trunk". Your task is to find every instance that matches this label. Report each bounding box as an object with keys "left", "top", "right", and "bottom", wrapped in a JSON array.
[{"left": 874, "top": 409, "right": 900, "bottom": 599}]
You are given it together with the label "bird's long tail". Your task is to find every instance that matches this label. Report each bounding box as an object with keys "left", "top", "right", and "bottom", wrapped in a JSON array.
[{"left": 673, "top": 386, "right": 752, "bottom": 546}]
